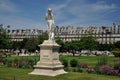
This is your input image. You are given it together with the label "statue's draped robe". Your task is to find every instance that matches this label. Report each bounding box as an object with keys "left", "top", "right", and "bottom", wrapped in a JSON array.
[{"left": 45, "top": 11, "right": 54, "bottom": 40}]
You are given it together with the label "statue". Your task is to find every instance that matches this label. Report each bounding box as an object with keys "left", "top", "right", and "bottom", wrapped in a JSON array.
[
  {"left": 29, "top": 8, "right": 67, "bottom": 76},
  {"left": 45, "top": 8, "right": 55, "bottom": 40}
]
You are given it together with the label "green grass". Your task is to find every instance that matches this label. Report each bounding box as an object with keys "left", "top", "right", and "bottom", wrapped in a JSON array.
[
  {"left": 60, "top": 56, "right": 118, "bottom": 66},
  {"left": 5, "top": 55, "right": 118, "bottom": 67},
  {"left": 5, "top": 55, "right": 39, "bottom": 61},
  {"left": 1, "top": 55, "right": 119, "bottom": 80},
  {"left": 0, "top": 66, "right": 120, "bottom": 80}
]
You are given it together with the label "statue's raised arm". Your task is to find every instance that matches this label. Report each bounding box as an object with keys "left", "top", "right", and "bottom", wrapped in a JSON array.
[{"left": 45, "top": 8, "right": 55, "bottom": 40}]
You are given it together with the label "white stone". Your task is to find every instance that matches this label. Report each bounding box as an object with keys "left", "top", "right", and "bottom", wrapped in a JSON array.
[{"left": 29, "top": 40, "right": 67, "bottom": 76}]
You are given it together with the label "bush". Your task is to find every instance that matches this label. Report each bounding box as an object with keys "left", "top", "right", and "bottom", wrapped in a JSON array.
[
  {"left": 64, "top": 67, "right": 71, "bottom": 72},
  {"left": 70, "top": 59, "right": 78, "bottom": 67},
  {"left": 72, "top": 68, "right": 77, "bottom": 72},
  {"left": 78, "top": 63, "right": 95, "bottom": 73},
  {"left": 99, "top": 65, "right": 119, "bottom": 75},
  {"left": 3, "top": 58, "right": 35, "bottom": 69},
  {"left": 77, "top": 67, "right": 83, "bottom": 73},
  {"left": 114, "top": 60, "right": 120, "bottom": 73},
  {"left": 97, "top": 54, "right": 108, "bottom": 66},
  {"left": 86, "top": 65, "right": 95, "bottom": 73},
  {"left": 112, "top": 48, "right": 120, "bottom": 57},
  {"left": 0, "top": 54, "right": 3, "bottom": 62},
  {"left": 60, "top": 58, "right": 68, "bottom": 67},
  {"left": 28, "top": 59, "right": 35, "bottom": 68},
  {"left": 6, "top": 60, "right": 12, "bottom": 67},
  {"left": 2, "top": 58, "right": 7, "bottom": 65},
  {"left": 79, "top": 63, "right": 90, "bottom": 68},
  {"left": 12, "top": 58, "right": 19, "bottom": 68}
]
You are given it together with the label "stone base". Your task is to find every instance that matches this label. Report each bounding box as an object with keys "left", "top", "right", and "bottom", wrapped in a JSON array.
[
  {"left": 29, "top": 69, "right": 67, "bottom": 76},
  {"left": 29, "top": 40, "right": 67, "bottom": 76}
]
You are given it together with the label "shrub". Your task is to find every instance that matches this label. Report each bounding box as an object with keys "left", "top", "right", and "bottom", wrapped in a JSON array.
[
  {"left": 12, "top": 58, "right": 19, "bottom": 68},
  {"left": 87, "top": 66, "right": 95, "bottom": 73},
  {"left": 114, "top": 60, "right": 120, "bottom": 73},
  {"left": 19, "top": 59, "right": 28, "bottom": 68},
  {"left": 2, "top": 57, "right": 36, "bottom": 69},
  {"left": 64, "top": 67, "right": 70, "bottom": 72},
  {"left": 79, "top": 63, "right": 90, "bottom": 68},
  {"left": 2, "top": 58, "right": 7, "bottom": 65},
  {"left": 70, "top": 59, "right": 78, "bottom": 67},
  {"left": 99, "top": 65, "right": 119, "bottom": 75},
  {"left": 60, "top": 58, "right": 68, "bottom": 67},
  {"left": 0, "top": 54, "right": 3, "bottom": 62},
  {"left": 112, "top": 48, "right": 120, "bottom": 57},
  {"left": 72, "top": 68, "right": 78, "bottom": 72},
  {"left": 77, "top": 67, "right": 83, "bottom": 73},
  {"left": 6, "top": 60, "right": 12, "bottom": 67},
  {"left": 28, "top": 59, "right": 35, "bottom": 68},
  {"left": 97, "top": 54, "right": 108, "bottom": 66}
]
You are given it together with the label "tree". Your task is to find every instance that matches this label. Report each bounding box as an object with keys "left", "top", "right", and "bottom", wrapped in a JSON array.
[
  {"left": 11, "top": 41, "right": 22, "bottom": 49},
  {"left": 21, "top": 38, "right": 29, "bottom": 48},
  {"left": 114, "top": 41, "right": 120, "bottom": 49},
  {"left": 112, "top": 48, "right": 120, "bottom": 60},
  {"left": 55, "top": 37, "right": 64, "bottom": 52},
  {"left": 64, "top": 41, "right": 70, "bottom": 52},
  {"left": 64, "top": 41, "right": 81, "bottom": 56},
  {"left": 35, "top": 33, "right": 48, "bottom": 45},
  {"left": 98, "top": 44, "right": 114, "bottom": 51},
  {"left": 24, "top": 38, "right": 37, "bottom": 52},
  {"left": 0, "top": 24, "right": 11, "bottom": 49},
  {"left": 80, "top": 36, "right": 98, "bottom": 51}
]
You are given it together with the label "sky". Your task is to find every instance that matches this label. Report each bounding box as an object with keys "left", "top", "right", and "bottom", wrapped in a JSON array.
[{"left": 0, "top": 0, "right": 120, "bottom": 30}]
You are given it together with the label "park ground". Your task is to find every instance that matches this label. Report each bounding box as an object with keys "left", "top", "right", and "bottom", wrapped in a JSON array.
[{"left": 0, "top": 55, "right": 120, "bottom": 80}]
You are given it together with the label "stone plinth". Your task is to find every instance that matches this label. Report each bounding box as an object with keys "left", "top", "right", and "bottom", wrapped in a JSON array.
[{"left": 29, "top": 40, "right": 67, "bottom": 76}]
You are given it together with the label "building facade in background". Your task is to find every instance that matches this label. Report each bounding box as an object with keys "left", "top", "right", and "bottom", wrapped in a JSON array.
[
  {"left": 7, "top": 29, "right": 43, "bottom": 41},
  {"left": 54, "top": 23, "right": 120, "bottom": 44},
  {"left": 7, "top": 23, "right": 120, "bottom": 44}
]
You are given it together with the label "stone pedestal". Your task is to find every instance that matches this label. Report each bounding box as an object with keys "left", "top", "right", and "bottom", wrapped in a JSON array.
[{"left": 29, "top": 40, "right": 67, "bottom": 76}]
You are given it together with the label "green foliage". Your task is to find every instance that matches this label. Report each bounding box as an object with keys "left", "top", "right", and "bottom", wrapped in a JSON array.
[
  {"left": 114, "top": 60, "right": 120, "bottom": 72},
  {"left": 36, "top": 34, "right": 48, "bottom": 44},
  {"left": 1, "top": 67, "right": 120, "bottom": 80},
  {"left": 112, "top": 48, "right": 120, "bottom": 57},
  {"left": 0, "top": 24, "right": 11, "bottom": 49},
  {"left": 24, "top": 38, "right": 37, "bottom": 52},
  {"left": 64, "top": 41, "right": 70, "bottom": 51},
  {"left": 77, "top": 67, "right": 83, "bottom": 73},
  {"left": 98, "top": 44, "right": 114, "bottom": 51},
  {"left": 1, "top": 55, "right": 120, "bottom": 79},
  {"left": 3, "top": 56, "right": 38, "bottom": 69},
  {"left": 80, "top": 36, "right": 98, "bottom": 50},
  {"left": 70, "top": 59, "right": 78, "bottom": 67},
  {"left": 11, "top": 41, "right": 23, "bottom": 49},
  {"left": 55, "top": 37, "right": 65, "bottom": 52},
  {"left": 97, "top": 55, "right": 108, "bottom": 66},
  {"left": 114, "top": 41, "right": 120, "bottom": 48},
  {"left": 21, "top": 38, "right": 29, "bottom": 48},
  {"left": 60, "top": 58, "right": 68, "bottom": 67}
]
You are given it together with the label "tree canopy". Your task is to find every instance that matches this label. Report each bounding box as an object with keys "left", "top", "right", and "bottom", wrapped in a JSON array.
[
  {"left": 0, "top": 24, "right": 11, "bottom": 49},
  {"left": 79, "top": 36, "right": 98, "bottom": 50}
]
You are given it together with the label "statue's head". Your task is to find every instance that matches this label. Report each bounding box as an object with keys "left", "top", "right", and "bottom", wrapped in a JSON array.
[{"left": 48, "top": 8, "right": 52, "bottom": 13}]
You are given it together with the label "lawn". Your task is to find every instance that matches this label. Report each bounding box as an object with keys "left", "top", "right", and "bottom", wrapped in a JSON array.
[
  {"left": 6, "top": 55, "right": 118, "bottom": 66},
  {"left": 0, "top": 55, "right": 119, "bottom": 80},
  {"left": 0, "top": 66, "right": 120, "bottom": 80},
  {"left": 60, "top": 55, "right": 118, "bottom": 66}
]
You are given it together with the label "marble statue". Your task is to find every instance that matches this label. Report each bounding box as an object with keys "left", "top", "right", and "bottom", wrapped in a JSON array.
[
  {"left": 29, "top": 8, "right": 67, "bottom": 76},
  {"left": 45, "top": 8, "right": 54, "bottom": 40}
]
